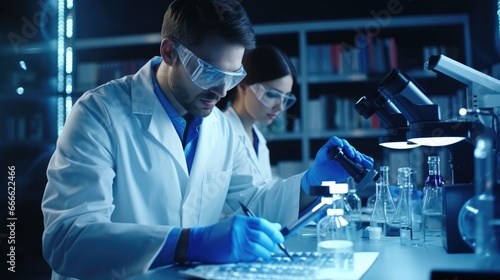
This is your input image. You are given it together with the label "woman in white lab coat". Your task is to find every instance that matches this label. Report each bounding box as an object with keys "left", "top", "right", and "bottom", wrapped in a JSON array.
[{"left": 222, "top": 45, "right": 297, "bottom": 181}]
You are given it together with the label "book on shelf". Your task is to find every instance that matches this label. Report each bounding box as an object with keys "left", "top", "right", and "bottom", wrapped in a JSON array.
[
  {"left": 308, "top": 96, "right": 326, "bottom": 132},
  {"left": 307, "top": 36, "right": 398, "bottom": 76},
  {"left": 429, "top": 89, "right": 465, "bottom": 121},
  {"left": 308, "top": 94, "right": 377, "bottom": 132}
]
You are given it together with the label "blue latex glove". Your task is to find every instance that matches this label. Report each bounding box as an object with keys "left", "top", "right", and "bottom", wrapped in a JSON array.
[
  {"left": 187, "top": 215, "right": 284, "bottom": 264},
  {"left": 302, "top": 136, "right": 374, "bottom": 192}
]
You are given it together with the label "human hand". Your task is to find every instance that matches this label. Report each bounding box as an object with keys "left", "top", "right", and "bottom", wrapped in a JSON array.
[
  {"left": 302, "top": 136, "right": 374, "bottom": 191},
  {"left": 187, "top": 215, "right": 284, "bottom": 263}
]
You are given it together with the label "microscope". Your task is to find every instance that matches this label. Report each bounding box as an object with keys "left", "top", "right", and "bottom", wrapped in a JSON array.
[{"left": 358, "top": 54, "right": 499, "bottom": 254}]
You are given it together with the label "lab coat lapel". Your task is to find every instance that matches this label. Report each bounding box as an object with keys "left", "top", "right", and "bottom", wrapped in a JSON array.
[
  {"left": 131, "top": 60, "right": 189, "bottom": 178},
  {"left": 226, "top": 107, "right": 265, "bottom": 178},
  {"left": 147, "top": 101, "right": 189, "bottom": 177},
  {"left": 239, "top": 132, "right": 263, "bottom": 176},
  {"left": 182, "top": 112, "right": 220, "bottom": 226}
]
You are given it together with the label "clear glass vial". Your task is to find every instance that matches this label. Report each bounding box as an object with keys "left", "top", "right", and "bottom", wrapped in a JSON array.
[
  {"left": 317, "top": 182, "right": 354, "bottom": 272},
  {"left": 345, "top": 177, "right": 362, "bottom": 231},
  {"left": 422, "top": 155, "right": 444, "bottom": 240},
  {"left": 397, "top": 167, "right": 424, "bottom": 247}
]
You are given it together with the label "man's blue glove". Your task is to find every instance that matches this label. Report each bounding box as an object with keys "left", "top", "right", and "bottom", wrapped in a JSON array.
[
  {"left": 302, "top": 136, "right": 374, "bottom": 192},
  {"left": 187, "top": 215, "right": 284, "bottom": 264}
]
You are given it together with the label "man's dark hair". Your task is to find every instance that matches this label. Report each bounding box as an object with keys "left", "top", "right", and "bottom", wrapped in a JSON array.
[{"left": 161, "top": 0, "right": 256, "bottom": 50}]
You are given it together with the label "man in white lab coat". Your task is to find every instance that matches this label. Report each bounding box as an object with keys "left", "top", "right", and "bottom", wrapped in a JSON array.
[{"left": 41, "top": 0, "right": 373, "bottom": 279}]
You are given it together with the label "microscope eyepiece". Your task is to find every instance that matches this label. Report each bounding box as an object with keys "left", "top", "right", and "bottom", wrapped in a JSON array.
[{"left": 328, "top": 147, "right": 380, "bottom": 190}]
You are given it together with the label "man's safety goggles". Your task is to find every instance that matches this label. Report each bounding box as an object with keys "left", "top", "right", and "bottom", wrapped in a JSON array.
[
  {"left": 174, "top": 39, "right": 247, "bottom": 91},
  {"left": 248, "top": 83, "right": 297, "bottom": 110}
]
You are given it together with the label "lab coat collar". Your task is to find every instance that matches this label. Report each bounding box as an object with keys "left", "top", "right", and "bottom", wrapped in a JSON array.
[
  {"left": 224, "top": 107, "right": 265, "bottom": 178},
  {"left": 129, "top": 57, "right": 221, "bottom": 182},
  {"left": 130, "top": 58, "right": 189, "bottom": 176}
]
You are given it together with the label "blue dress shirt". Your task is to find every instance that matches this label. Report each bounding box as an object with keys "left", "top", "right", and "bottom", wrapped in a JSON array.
[{"left": 150, "top": 57, "right": 202, "bottom": 268}]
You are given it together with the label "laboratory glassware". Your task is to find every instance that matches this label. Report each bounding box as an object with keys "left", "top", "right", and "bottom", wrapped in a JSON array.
[
  {"left": 317, "top": 182, "right": 354, "bottom": 272},
  {"left": 370, "top": 166, "right": 397, "bottom": 238},
  {"left": 458, "top": 135, "right": 499, "bottom": 269},
  {"left": 345, "top": 177, "right": 362, "bottom": 231},
  {"left": 422, "top": 155, "right": 444, "bottom": 240},
  {"left": 394, "top": 167, "right": 424, "bottom": 246}
]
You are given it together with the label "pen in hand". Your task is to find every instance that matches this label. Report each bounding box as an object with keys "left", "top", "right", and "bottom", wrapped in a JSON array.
[{"left": 238, "top": 201, "right": 293, "bottom": 260}]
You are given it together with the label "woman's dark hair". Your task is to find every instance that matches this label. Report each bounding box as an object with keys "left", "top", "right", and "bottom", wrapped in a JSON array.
[
  {"left": 218, "top": 45, "right": 297, "bottom": 110},
  {"left": 161, "top": 0, "right": 255, "bottom": 50},
  {"left": 240, "top": 45, "right": 297, "bottom": 85}
]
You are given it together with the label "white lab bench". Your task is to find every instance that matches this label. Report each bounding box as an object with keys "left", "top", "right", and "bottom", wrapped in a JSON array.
[{"left": 134, "top": 229, "right": 493, "bottom": 280}]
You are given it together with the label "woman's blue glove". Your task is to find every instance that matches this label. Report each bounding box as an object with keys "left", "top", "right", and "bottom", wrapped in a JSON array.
[
  {"left": 302, "top": 136, "right": 374, "bottom": 192},
  {"left": 187, "top": 215, "right": 284, "bottom": 264}
]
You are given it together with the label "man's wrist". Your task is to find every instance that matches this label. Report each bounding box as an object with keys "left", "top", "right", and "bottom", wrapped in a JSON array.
[{"left": 174, "top": 228, "right": 190, "bottom": 263}]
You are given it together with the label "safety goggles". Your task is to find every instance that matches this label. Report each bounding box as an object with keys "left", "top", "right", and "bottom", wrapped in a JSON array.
[
  {"left": 248, "top": 83, "right": 297, "bottom": 110},
  {"left": 173, "top": 39, "right": 247, "bottom": 91}
]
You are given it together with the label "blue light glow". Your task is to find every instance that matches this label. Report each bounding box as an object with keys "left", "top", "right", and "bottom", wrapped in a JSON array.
[
  {"left": 57, "top": 96, "right": 65, "bottom": 136},
  {"left": 66, "top": 47, "right": 73, "bottom": 74},
  {"left": 16, "top": 87, "right": 25, "bottom": 95},
  {"left": 66, "top": 15, "right": 73, "bottom": 38},
  {"left": 65, "top": 96, "right": 73, "bottom": 120},
  {"left": 19, "top": 61, "right": 27, "bottom": 70},
  {"left": 57, "top": 0, "right": 65, "bottom": 93}
]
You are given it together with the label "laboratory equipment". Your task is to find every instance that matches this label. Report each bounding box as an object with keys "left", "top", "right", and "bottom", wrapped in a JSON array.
[
  {"left": 389, "top": 168, "right": 406, "bottom": 236},
  {"left": 423, "top": 55, "right": 500, "bottom": 253},
  {"left": 280, "top": 195, "right": 334, "bottom": 238},
  {"left": 442, "top": 183, "right": 474, "bottom": 253},
  {"left": 458, "top": 134, "right": 499, "bottom": 269},
  {"left": 345, "top": 177, "right": 362, "bottom": 231},
  {"left": 394, "top": 167, "right": 424, "bottom": 246},
  {"left": 370, "top": 166, "right": 397, "bottom": 238},
  {"left": 377, "top": 66, "right": 479, "bottom": 185},
  {"left": 355, "top": 92, "right": 419, "bottom": 149},
  {"left": 458, "top": 195, "right": 479, "bottom": 249},
  {"left": 316, "top": 181, "right": 354, "bottom": 272},
  {"left": 425, "top": 54, "right": 500, "bottom": 111},
  {"left": 328, "top": 146, "right": 380, "bottom": 190},
  {"left": 422, "top": 155, "right": 444, "bottom": 240}
]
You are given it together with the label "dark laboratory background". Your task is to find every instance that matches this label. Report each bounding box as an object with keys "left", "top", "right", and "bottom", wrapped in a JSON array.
[{"left": 1, "top": 0, "right": 500, "bottom": 278}]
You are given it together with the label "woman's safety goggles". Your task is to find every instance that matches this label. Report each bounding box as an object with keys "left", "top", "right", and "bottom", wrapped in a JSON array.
[
  {"left": 174, "top": 39, "right": 247, "bottom": 91},
  {"left": 248, "top": 83, "right": 297, "bottom": 110}
]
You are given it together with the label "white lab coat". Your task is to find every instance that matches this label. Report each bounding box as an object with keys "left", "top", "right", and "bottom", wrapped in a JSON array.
[
  {"left": 41, "top": 57, "right": 302, "bottom": 280},
  {"left": 224, "top": 107, "right": 273, "bottom": 180}
]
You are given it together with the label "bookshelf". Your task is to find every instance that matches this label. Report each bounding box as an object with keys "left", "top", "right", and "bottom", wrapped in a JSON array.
[
  {"left": 252, "top": 14, "right": 471, "bottom": 179},
  {"left": 70, "top": 14, "right": 472, "bottom": 181}
]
